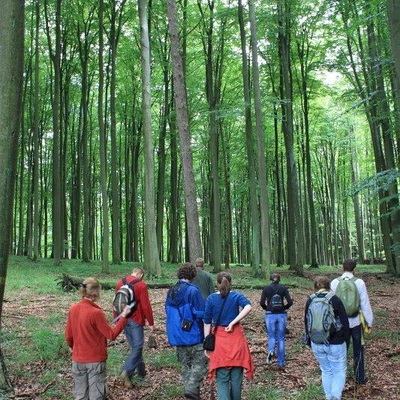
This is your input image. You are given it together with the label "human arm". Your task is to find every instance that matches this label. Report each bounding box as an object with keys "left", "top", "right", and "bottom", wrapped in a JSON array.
[
  {"left": 138, "top": 283, "right": 155, "bottom": 327},
  {"left": 204, "top": 322, "right": 212, "bottom": 337},
  {"left": 95, "top": 308, "right": 129, "bottom": 341},
  {"left": 358, "top": 280, "right": 373, "bottom": 329},
  {"left": 65, "top": 310, "right": 74, "bottom": 348},
  {"left": 190, "top": 287, "right": 206, "bottom": 319},
  {"left": 259, "top": 287, "right": 268, "bottom": 311},
  {"left": 225, "top": 304, "right": 252, "bottom": 332},
  {"left": 283, "top": 288, "right": 293, "bottom": 310}
]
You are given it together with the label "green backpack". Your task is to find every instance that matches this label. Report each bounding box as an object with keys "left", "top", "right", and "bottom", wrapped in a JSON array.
[{"left": 335, "top": 277, "right": 360, "bottom": 317}]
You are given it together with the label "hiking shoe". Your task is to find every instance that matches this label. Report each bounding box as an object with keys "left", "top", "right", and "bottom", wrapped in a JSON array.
[
  {"left": 120, "top": 371, "right": 133, "bottom": 389},
  {"left": 184, "top": 389, "right": 200, "bottom": 400},
  {"left": 266, "top": 351, "right": 274, "bottom": 365}
]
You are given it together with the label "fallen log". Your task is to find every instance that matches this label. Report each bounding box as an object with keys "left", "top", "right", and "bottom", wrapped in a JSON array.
[{"left": 58, "top": 274, "right": 297, "bottom": 292}]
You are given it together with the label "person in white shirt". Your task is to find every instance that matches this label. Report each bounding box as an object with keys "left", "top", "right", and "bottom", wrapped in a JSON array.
[{"left": 331, "top": 259, "right": 373, "bottom": 385}]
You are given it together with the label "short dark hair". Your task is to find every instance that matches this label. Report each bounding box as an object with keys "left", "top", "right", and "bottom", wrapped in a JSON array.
[
  {"left": 270, "top": 273, "right": 280, "bottom": 282},
  {"left": 314, "top": 276, "right": 330, "bottom": 291},
  {"left": 177, "top": 263, "right": 197, "bottom": 281},
  {"left": 343, "top": 259, "right": 356, "bottom": 272}
]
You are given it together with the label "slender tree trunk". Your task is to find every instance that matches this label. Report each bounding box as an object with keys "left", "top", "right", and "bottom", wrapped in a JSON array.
[
  {"left": 98, "top": 0, "right": 110, "bottom": 273},
  {"left": 238, "top": 0, "right": 260, "bottom": 271},
  {"left": 278, "top": 0, "right": 303, "bottom": 274},
  {"left": 109, "top": 1, "right": 121, "bottom": 264},
  {"left": 0, "top": 0, "right": 24, "bottom": 391},
  {"left": 32, "top": 0, "right": 41, "bottom": 261},
  {"left": 167, "top": 0, "right": 202, "bottom": 261},
  {"left": 139, "top": 0, "right": 161, "bottom": 275},
  {"left": 249, "top": 0, "right": 271, "bottom": 278},
  {"left": 44, "top": 0, "right": 62, "bottom": 266}
]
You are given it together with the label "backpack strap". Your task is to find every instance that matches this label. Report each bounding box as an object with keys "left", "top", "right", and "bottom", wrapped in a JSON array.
[{"left": 123, "top": 277, "right": 140, "bottom": 289}]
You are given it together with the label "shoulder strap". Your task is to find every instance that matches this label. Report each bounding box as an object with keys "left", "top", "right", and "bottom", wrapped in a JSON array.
[
  {"left": 129, "top": 278, "right": 140, "bottom": 288},
  {"left": 325, "top": 291, "right": 334, "bottom": 302},
  {"left": 214, "top": 292, "right": 229, "bottom": 330}
]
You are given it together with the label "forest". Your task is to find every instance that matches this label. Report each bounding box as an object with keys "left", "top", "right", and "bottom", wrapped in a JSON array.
[{"left": 1, "top": 0, "right": 400, "bottom": 283}]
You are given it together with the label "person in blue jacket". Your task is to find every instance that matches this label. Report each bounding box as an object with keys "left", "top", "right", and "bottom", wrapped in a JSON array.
[{"left": 165, "top": 263, "right": 207, "bottom": 400}]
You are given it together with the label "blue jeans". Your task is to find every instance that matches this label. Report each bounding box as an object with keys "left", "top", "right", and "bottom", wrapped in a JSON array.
[
  {"left": 216, "top": 367, "right": 244, "bottom": 400},
  {"left": 123, "top": 319, "right": 145, "bottom": 378},
  {"left": 349, "top": 324, "right": 365, "bottom": 383},
  {"left": 311, "top": 342, "right": 347, "bottom": 400},
  {"left": 265, "top": 313, "right": 287, "bottom": 367}
]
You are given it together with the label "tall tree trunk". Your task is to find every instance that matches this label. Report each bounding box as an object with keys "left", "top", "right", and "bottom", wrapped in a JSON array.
[
  {"left": 167, "top": 0, "right": 202, "bottom": 262},
  {"left": 139, "top": 0, "right": 161, "bottom": 276},
  {"left": 350, "top": 133, "right": 365, "bottom": 263},
  {"left": 249, "top": 0, "right": 271, "bottom": 278},
  {"left": 278, "top": 0, "right": 303, "bottom": 274},
  {"left": 109, "top": 1, "right": 121, "bottom": 264},
  {"left": 198, "top": 0, "right": 223, "bottom": 272},
  {"left": 98, "top": 0, "right": 110, "bottom": 273},
  {"left": 156, "top": 38, "right": 170, "bottom": 260},
  {"left": 168, "top": 105, "right": 180, "bottom": 263},
  {"left": 44, "top": 0, "right": 62, "bottom": 266},
  {"left": 0, "top": 0, "right": 24, "bottom": 391},
  {"left": 238, "top": 0, "right": 260, "bottom": 271},
  {"left": 77, "top": 11, "right": 94, "bottom": 263}
]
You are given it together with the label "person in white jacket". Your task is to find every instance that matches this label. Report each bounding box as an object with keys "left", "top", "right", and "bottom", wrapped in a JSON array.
[{"left": 331, "top": 259, "right": 373, "bottom": 385}]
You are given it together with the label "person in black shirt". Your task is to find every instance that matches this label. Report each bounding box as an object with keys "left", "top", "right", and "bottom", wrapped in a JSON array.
[{"left": 259, "top": 273, "right": 293, "bottom": 368}]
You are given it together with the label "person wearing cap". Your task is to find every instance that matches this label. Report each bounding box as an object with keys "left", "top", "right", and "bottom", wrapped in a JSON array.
[{"left": 65, "top": 277, "right": 131, "bottom": 400}]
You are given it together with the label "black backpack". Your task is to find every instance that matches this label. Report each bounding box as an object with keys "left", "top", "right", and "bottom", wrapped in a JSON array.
[
  {"left": 270, "top": 288, "right": 284, "bottom": 313},
  {"left": 113, "top": 277, "right": 139, "bottom": 316}
]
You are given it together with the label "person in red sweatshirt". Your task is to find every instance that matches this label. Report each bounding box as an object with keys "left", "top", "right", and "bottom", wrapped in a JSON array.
[
  {"left": 114, "top": 267, "right": 155, "bottom": 388},
  {"left": 65, "top": 277, "right": 130, "bottom": 400}
]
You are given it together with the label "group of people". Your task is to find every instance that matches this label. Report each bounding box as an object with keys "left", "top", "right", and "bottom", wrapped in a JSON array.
[
  {"left": 165, "top": 261, "right": 254, "bottom": 400},
  {"left": 64, "top": 258, "right": 373, "bottom": 400}
]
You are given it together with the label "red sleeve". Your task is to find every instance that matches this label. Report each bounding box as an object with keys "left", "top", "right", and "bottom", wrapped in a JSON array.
[
  {"left": 136, "top": 283, "right": 154, "bottom": 326},
  {"left": 65, "top": 309, "right": 73, "bottom": 348},
  {"left": 95, "top": 309, "right": 127, "bottom": 340}
]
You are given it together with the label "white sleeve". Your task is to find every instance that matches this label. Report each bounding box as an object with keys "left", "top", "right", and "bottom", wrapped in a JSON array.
[{"left": 356, "top": 279, "right": 373, "bottom": 327}]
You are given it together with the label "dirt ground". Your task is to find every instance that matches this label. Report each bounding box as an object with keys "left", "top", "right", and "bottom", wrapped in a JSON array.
[{"left": 6, "top": 272, "right": 400, "bottom": 400}]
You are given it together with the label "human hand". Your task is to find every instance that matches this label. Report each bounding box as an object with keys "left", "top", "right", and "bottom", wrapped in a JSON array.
[
  {"left": 225, "top": 324, "right": 234, "bottom": 333},
  {"left": 122, "top": 305, "right": 132, "bottom": 318},
  {"left": 204, "top": 350, "right": 211, "bottom": 358}
]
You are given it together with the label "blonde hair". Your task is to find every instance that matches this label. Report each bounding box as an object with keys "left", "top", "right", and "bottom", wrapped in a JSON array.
[
  {"left": 79, "top": 277, "right": 101, "bottom": 300},
  {"left": 132, "top": 267, "right": 144, "bottom": 278}
]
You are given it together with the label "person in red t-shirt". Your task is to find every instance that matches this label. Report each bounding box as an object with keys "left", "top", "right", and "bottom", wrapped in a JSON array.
[
  {"left": 65, "top": 277, "right": 131, "bottom": 400},
  {"left": 114, "top": 267, "right": 155, "bottom": 388}
]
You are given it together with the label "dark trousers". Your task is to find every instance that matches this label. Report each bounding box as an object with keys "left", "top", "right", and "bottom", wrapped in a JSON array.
[{"left": 348, "top": 324, "right": 365, "bottom": 383}]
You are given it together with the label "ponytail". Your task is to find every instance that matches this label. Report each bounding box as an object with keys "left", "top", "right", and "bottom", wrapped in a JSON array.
[
  {"left": 79, "top": 277, "right": 101, "bottom": 300},
  {"left": 217, "top": 272, "right": 232, "bottom": 298}
]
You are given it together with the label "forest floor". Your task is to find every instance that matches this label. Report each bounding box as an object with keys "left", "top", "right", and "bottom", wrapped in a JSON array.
[{"left": 4, "top": 268, "right": 400, "bottom": 400}]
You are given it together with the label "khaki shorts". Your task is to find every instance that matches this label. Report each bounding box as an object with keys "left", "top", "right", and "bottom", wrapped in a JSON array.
[{"left": 72, "top": 361, "right": 107, "bottom": 400}]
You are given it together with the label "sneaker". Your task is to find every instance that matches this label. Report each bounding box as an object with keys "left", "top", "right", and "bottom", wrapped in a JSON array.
[
  {"left": 266, "top": 351, "right": 274, "bottom": 365},
  {"left": 120, "top": 370, "right": 133, "bottom": 389}
]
